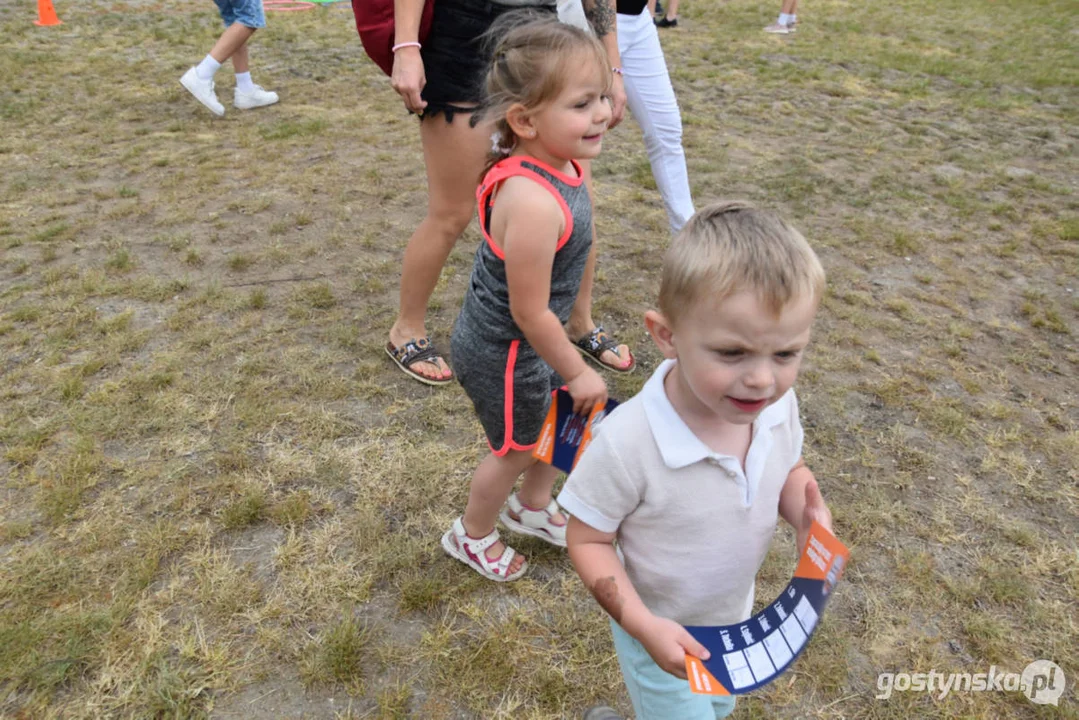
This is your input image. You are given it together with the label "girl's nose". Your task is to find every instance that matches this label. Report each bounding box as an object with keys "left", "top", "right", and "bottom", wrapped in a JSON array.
[{"left": 596, "top": 98, "right": 612, "bottom": 125}]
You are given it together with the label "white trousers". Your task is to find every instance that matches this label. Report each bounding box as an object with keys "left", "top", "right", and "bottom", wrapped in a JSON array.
[
  {"left": 556, "top": 0, "right": 591, "bottom": 32},
  {"left": 617, "top": 8, "right": 695, "bottom": 234}
]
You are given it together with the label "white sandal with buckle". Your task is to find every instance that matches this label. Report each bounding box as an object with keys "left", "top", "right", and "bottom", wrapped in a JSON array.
[
  {"left": 441, "top": 517, "right": 528, "bottom": 582},
  {"left": 499, "top": 493, "right": 568, "bottom": 548}
]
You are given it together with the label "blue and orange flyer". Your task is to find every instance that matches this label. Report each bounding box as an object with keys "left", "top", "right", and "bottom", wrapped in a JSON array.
[
  {"left": 684, "top": 521, "right": 849, "bottom": 696},
  {"left": 533, "top": 389, "right": 619, "bottom": 473}
]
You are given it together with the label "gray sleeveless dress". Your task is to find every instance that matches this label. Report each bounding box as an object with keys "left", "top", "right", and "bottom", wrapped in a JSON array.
[{"left": 451, "top": 156, "right": 593, "bottom": 455}]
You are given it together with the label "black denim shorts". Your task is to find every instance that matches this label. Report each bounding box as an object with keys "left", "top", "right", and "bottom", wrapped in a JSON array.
[{"left": 420, "top": 0, "right": 555, "bottom": 122}]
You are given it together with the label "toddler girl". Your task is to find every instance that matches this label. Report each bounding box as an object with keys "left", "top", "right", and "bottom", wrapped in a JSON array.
[{"left": 442, "top": 15, "right": 613, "bottom": 581}]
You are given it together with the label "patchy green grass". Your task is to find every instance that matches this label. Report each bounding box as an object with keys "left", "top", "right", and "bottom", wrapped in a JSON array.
[{"left": 1, "top": 0, "right": 1076, "bottom": 717}]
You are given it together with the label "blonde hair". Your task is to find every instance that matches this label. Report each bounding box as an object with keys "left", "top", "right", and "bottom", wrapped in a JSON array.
[
  {"left": 658, "top": 201, "right": 826, "bottom": 324},
  {"left": 478, "top": 13, "right": 611, "bottom": 177}
]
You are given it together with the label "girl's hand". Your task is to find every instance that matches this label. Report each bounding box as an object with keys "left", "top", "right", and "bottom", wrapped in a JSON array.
[
  {"left": 566, "top": 366, "right": 607, "bottom": 415},
  {"left": 390, "top": 46, "right": 427, "bottom": 114},
  {"left": 797, "top": 478, "right": 832, "bottom": 552},
  {"left": 635, "top": 615, "right": 711, "bottom": 679}
]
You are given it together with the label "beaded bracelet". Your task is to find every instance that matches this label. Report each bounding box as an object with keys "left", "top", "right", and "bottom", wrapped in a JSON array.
[{"left": 392, "top": 41, "right": 421, "bottom": 52}]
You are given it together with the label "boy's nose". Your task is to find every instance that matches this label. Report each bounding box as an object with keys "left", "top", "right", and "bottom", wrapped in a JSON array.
[{"left": 744, "top": 362, "right": 774, "bottom": 390}]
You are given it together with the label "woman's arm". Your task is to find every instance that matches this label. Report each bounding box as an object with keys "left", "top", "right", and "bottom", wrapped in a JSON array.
[
  {"left": 581, "top": 0, "right": 626, "bottom": 127},
  {"left": 391, "top": 0, "right": 427, "bottom": 113}
]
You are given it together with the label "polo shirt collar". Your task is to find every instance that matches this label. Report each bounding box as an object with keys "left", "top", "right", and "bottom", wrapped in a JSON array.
[{"left": 641, "top": 359, "right": 789, "bottom": 470}]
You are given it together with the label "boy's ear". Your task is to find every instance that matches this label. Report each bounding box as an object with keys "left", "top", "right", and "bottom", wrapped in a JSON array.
[
  {"left": 644, "top": 310, "right": 678, "bottom": 359},
  {"left": 505, "top": 102, "right": 535, "bottom": 139}
]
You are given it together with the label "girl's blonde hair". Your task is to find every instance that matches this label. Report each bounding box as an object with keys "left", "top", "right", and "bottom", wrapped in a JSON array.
[
  {"left": 478, "top": 13, "right": 611, "bottom": 177},
  {"left": 658, "top": 201, "right": 827, "bottom": 324}
]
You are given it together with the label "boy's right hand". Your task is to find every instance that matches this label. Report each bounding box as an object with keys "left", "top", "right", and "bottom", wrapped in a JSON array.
[
  {"left": 566, "top": 366, "right": 608, "bottom": 415},
  {"left": 634, "top": 615, "right": 711, "bottom": 680}
]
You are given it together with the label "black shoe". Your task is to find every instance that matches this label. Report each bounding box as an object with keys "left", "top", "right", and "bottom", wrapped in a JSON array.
[{"left": 655, "top": 16, "right": 678, "bottom": 27}]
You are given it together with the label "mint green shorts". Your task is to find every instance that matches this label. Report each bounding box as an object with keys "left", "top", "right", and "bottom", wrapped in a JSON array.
[{"left": 610, "top": 620, "right": 737, "bottom": 720}]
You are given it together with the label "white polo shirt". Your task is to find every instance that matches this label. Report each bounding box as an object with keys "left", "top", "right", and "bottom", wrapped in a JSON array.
[{"left": 558, "top": 359, "right": 804, "bottom": 626}]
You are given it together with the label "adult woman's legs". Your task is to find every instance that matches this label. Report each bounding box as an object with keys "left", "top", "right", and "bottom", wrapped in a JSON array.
[
  {"left": 567, "top": 160, "right": 632, "bottom": 370},
  {"left": 618, "top": 10, "right": 695, "bottom": 234},
  {"left": 389, "top": 112, "right": 492, "bottom": 382}
]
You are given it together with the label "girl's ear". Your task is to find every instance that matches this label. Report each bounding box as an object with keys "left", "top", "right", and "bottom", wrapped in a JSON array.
[
  {"left": 645, "top": 310, "right": 678, "bottom": 359},
  {"left": 505, "top": 102, "right": 536, "bottom": 140}
]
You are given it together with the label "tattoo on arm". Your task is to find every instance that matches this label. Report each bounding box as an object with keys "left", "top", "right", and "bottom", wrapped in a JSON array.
[
  {"left": 591, "top": 576, "right": 625, "bottom": 624},
  {"left": 583, "top": 0, "right": 615, "bottom": 38}
]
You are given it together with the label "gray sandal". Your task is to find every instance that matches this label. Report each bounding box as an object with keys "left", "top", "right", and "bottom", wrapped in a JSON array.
[
  {"left": 385, "top": 336, "right": 453, "bottom": 386},
  {"left": 573, "top": 325, "right": 635, "bottom": 373}
]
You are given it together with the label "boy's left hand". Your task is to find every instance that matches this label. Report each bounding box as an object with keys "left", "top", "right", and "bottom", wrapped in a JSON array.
[{"left": 797, "top": 478, "right": 832, "bottom": 552}]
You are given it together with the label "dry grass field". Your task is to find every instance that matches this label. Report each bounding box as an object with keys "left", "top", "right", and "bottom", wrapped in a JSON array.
[{"left": 1, "top": 0, "right": 1076, "bottom": 717}]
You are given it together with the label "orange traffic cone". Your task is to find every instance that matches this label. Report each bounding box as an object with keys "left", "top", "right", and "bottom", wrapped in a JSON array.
[{"left": 34, "top": 0, "right": 62, "bottom": 26}]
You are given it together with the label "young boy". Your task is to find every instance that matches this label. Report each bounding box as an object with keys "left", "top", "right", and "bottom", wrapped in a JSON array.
[
  {"left": 180, "top": 0, "right": 279, "bottom": 117},
  {"left": 559, "top": 201, "right": 833, "bottom": 720}
]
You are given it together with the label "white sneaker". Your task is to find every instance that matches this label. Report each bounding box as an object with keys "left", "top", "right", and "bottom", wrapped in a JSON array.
[
  {"left": 180, "top": 66, "right": 225, "bottom": 117},
  {"left": 764, "top": 22, "right": 792, "bottom": 34},
  {"left": 234, "top": 85, "right": 280, "bottom": 110}
]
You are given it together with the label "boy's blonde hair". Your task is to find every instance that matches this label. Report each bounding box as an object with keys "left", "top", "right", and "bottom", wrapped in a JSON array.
[
  {"left": 658, "top": 201, "right": 826, "bottom": 323},
  {"left": 479, "top": 13, "right": 611, "bottom": 177}
]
